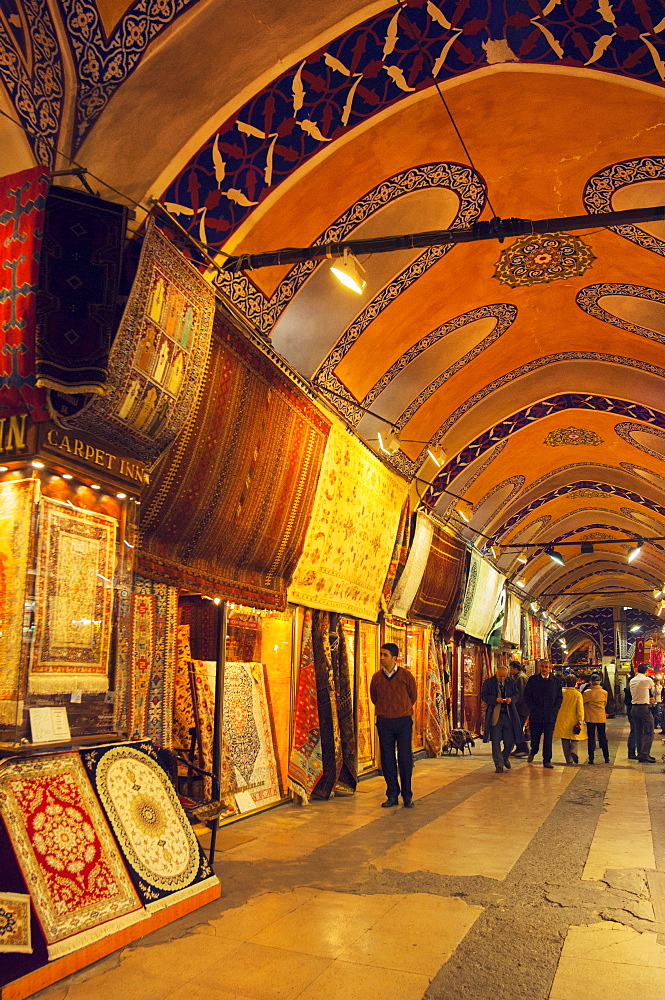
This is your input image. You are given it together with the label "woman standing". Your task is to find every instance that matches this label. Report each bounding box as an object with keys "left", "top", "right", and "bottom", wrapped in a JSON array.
[
  {"left": 583, "top": 673, "right": 609, "bottom": 764},
  {"left": 553, "top": 675, "right": 586, "bottom": 764}
]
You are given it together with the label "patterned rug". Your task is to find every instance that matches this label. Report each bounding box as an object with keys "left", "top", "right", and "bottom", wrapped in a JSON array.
[
  {"left": 30, "top": 498, "right": 116, "bottom": 694},
  {"left": 112, "top": 583, "right": 132, "bottom": 735},
  {"left": 311, "top": 611, "right": 342, "bottom": 800},
  {"left": 173, "top": 624, "right": 195, "bottom": 753},
  {"left": 129, "top": 578, "right": 177, "bottom": 747},
  {"left": 356, "top": 655, "right": 374, "bottom": 771},
  {"left": 424, "top": 633, "right": 451, "bottom": 756},
  {"left": 0, "top": 752, "right": 142, "bottom": 958},
  {"left": 389, "top": 513, "right": 434, "bottom": 620},
  {"left": 80, "top": 741, "right": 218, "bottom": 912},
  {"left": 222, "top": 662, "right": 281, "bottom": 814},
  {"left": 35, "top": 186, "right": 126, "bottom": 395},
  {"left": 0, "top": 479, "right": 38, "bottom": 724},
  {"left": 411, "top": 525, "right": 467, "bottom": 633},
  {"left": 56, "top": 219, "right": 215, "bottom": 463},
  {"left": 335, "top": 619, "right": 357, "bottom": 793},
  {"left": 381, "top": 498, "right": 411, "bottom": 610},
  {"left": 458, "top": 552, "right": 506, "bottom": 641},
  {"left": 0, "top": 892, "right": 32, "bottom": 954},
  {"left": 0, "top": 166, "right": 50, "bottom": 422},
  {"left": 178, "top": 597, "right": 218, "bottom": 660},
  {"left": 138, "top": 307, "right": 330, "bottom": 608},
  {"left": 287, "top": 610, "right": 323, "bottom": 802},
  {"left": 289, "top": 424, "right": 408, "bottom": 620}
]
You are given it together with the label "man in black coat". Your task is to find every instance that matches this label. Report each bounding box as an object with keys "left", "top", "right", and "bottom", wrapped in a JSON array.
[
  {"left": 524, "top": 660, "right": 563, "bottom": 768},
  {"left": 481, "top": 666, "right": 523, "bottom": 773}
]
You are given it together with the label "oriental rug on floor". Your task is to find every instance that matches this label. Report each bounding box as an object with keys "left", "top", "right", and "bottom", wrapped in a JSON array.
[
  {"left": 0, "top": 752, "right": 143, "bottom": 958},
  {"left": 289, "top": 424, "right": 408, "bottom": 620},
  {"left": 129, "top": 578, "right": 177, "bottom": 747},
  {"left": 0, "top": 479, "right": 38, "bottom": 724},
  {"left": 288, "top": 610, "right": 323, "bottom": 802},
  {"left": 30, "top": 498, "right": 116, "bottom": 694},
  {"left": 54, "top": 219, "right": 215, "bottom": 463},
  {"left": 0, "top": 892, "right": 31, "bottom": 954},
  {"left": 80, "top": 741, "right": 218, "bottom": 912},
  {"left": 138, "top": 308, "right": 330, "bottom": 608},
  {"left": 221, "top": 662, "right": 281, "bottom": 814},
  {"left": 410, "top": 525, "right": 466, "bottom": 632}
]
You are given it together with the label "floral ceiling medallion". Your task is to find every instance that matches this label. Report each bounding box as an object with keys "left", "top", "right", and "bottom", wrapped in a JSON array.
[
  {"left": 494, "top": 233, "right": 595, "bottom": 288},
  {"left": 544, "top": 426, "right": 604, "bottom": 447}
]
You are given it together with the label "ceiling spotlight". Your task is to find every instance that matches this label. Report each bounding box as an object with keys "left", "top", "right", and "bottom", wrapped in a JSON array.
[
  {"left": 546, "top": 546, "right": 565, "bottom": 566},
  {"left": 516, "top": 579, "right": 525, "bottom": 588},
  {"left": 90, "top": 484, "right": 101, "bottom": 490},
  {"left": 426, "top": 443, "right": 446, "bottom": 467},
  {"left": 377, "top": 427, "right": 400, "bottom": 455},
  {"left": 654, "top": 589, "right": 662, "bottom": 599},
  {"left": 31, "top": 460, "right": 45, "bottom": 469},
  {"left": 530, "top": 601, "right": 539, "bottom": 612},
  {"left": 627, "top": 539, "right": 643, "bottom": 563},
  {"left": 62, "top": 473, "right": 73, "bottom": 480},
  {"left": 330, "top": 248, "right": 366, "bottom": 294},
  {"left": 0, "top": 466, "right": 7, "bottom": 473},
  {"left": 580, "top": 542, "right": 594, "bottom": 554},
  {"left": 630, "top": 624, "right": 641, "bottom": 632},
  {"left": 116, "top": 492, "right": 127, "bottom": 499},
  {"left": 517, "top": 553, "right": 528, "bottom": 565}
]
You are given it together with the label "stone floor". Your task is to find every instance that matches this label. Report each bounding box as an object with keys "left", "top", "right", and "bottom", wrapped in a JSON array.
[{"left": 35, "top": 719, "right": 665, "bottom": 1000}]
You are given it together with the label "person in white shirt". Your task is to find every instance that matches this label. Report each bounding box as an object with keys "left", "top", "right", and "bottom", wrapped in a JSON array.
[{"left": 629, "top": 663, "right": 655, "bottom": 763}]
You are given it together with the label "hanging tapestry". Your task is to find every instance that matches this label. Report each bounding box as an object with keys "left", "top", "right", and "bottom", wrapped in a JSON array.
[
  {"left": 289, "top": 424, "right": 407, "bottom": 620},
  {"left": 221, "top": 662, "right": 281, "bottom": 814},
  {"left": 381, "top": 498, "right": 411, "bottom": 610},
  {"left": 80, "top": 740, "right": 218, "bottom": 912},
  {"left": 424, "top": 633, "right": 449, "bottom": 757},
  {"left": 191, "top": 659, "right": 215, "bottom": 800},
  {"left": 458, "top": 552, "right": 505, "bottom": 642},
  {"left": 113, "top": 583, "right": 132, "bottom": 735},
  {"left": 178, "top": 596, "right": 218, "bottom": 660},
  {"left": 0, "top": 891, "right": 32, "bottom": 955},
  {"left": 35, "top": 186, "right": 126, "bottom": 395},
  {"left": 53, "top": 219, "right": 215, "bottom": 462},
  {"left": 356, "top": 649, "right": 374, "bottom": 771},
  {"left": 0, "top": 479, "right": 38, "bottom": 724},
  {"left": 486, "top": 588, "right": 506, "bottom": 647},
  {"left": 335, "top": 619, "right": 357, "bottom": 793},
  {"left": 288, "top": 610, "right": 323, "bottom": 801},
  {"left": 311, "top": 610, "right": 342, "bottom": 800},
  {"left": 0, "top": 752, "right": 143, "bottom": 959},
  {"left": 128, "top": 578, "right": 177, "bottom": 747},
  {"left": 503, "top": 592, "right": 522, "bottom": 646},
  {"left": 173, "top": 624, "right": 195, "bottom": 752},
  {"left": 0, "top": 166, "right": 50, "bottom": 422},
  {"left": 410, "top": 525, "right": 467, "bottom": 632},
  {"left": 30, "top": 498, "right": 116, "bottom": 694},
  {"left": 138, "top": 308, "right": 330, "bottom": 609},
  {"left": 389, "top": 513, "right": 434, "bottom": 620}
]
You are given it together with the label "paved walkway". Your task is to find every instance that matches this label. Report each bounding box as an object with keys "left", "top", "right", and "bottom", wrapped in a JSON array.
[{"left": 36, "top": 720, "right": 665, "bottom": 1000}]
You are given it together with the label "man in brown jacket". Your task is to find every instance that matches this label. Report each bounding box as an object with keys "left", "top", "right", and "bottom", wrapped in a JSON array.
[{"left": 370, "top": 643, "right": 417, "bottom": 808}]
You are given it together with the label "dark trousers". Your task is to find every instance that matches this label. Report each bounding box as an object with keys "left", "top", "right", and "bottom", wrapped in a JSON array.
[
  {"left": 377, "top": 716, "right": 413, "bottom": 802},
  {"left": 627, "top": 706, "right": 637, "bottom": 757},
  {"left": 631, "top": 704, "right": 654, "bottom": 759},
  {"left": 587, "top": 722, "right": 609, "bottom": 762},
  {"left": 529, "top": 715, "right": 555, "bottom": 763},
  {"left": 490, "top": 714, "right": 514, "bottom": 768},
  {"left": 515, "top": 711, "right": 529, "bottom": 752}
]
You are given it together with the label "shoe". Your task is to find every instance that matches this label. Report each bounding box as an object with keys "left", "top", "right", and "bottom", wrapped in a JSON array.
[
  {"left": 571, "top": 752, "right": 579, "bottom": 764},
  {"left": 495, "top": 766, "right": 504, "bottom": 773},
  {"left": 638, "top": 756, "right": 657, "bottom": 763},
  {"left": 381, "top": 798, "right": 399, "bottom": 808},
  {"left": 403, "top": 799, "right": 414, "bottom": 808},
  {"left": 604, "top": 757, "right": 610, "bottom": 764},
  {"left": 503, "top": 759, "right": 511, "bottom": 769},
  {"left": 588, "top": 759, "right": 594, "bottom": 765},
  {"left": 527, "top": 753, "right": 534, "bottom": 763},
  {"left": 543, "top": 762, "right": 554, "bottom": 769},
  {"left": 628, "top": 754, "right": 638, "bottom": 760}
]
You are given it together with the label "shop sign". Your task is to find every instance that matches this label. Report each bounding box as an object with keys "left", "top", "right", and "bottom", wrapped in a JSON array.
[{"left": 43, "top": 427, "right": 150, "bottom": 485}]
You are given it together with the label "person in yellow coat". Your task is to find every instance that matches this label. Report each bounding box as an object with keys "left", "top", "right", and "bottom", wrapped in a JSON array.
[
  {"left": 583, "top": 673, "right": 610, "bottom": 764},
  {"left": 553, "top": 675, "right": 586, "bottom": 764}
]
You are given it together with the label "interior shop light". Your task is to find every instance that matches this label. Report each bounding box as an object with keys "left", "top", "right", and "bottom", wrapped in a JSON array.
[
  {"left": 0, "top": 466, "right": 7, "bottom": 473},
  {"left": 630, "top": 624, "right": 642, "bottom": 632},
  {"left": 654, "top": 588, "right": 662, "bottom": 599},
  {"left": 426, "top": 443, "right": 447, "bottom": 467},
  {"left": 377, "top": 427, "right": 401, "bottom": 455},
  {"left": 116, "top": 492, "right": 127, "bottom": 499},
  {"left": 530, "top": 601, "right": 539, "bottom": 611},
  {"left": 90, "top": 484, "right": 101, "bottom": 490},
  {"left": 330, "top": 249, "right": 366, "bottom": 294},
  {"left": 517, "top": 553, "right": 528, "bottom": 564},
  {"left": 627, "top": 539, "right": 643, "bottom": 563},
  {"left": 31, "top": 460, "right": 44, "bottom": 469},
  {"left": 546, "top": 546, "right": 565, "bottom": 566},
  {"left": 516, "top": 579, "right": 526, "bottom": 587},
  {"left": 62, "top": 473, "right": 73, "bottom": 480}
]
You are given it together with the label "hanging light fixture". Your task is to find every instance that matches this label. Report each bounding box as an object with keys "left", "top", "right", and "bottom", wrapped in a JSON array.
[
  {"left": 630, "top": 624, "right": 642, "bottom": 632},
  {"left": 653, "top": 588, "right": 662, "bottom": 599},
  {"left": 377, "top": 427, "right": 400, "bottom": 455},
  {"left": 516, "top": 553, "right": 528, "bottom": 564},
  {"left": 627, "top": 539, "right": 643, "bottom": 563},
  {"left": 546, "top": 546, "right": 565, "bottom": 566},
  {"left": 330, "top": 249, "right": 366, "bottom": 294},
  {"left": 426, "top": 443, "right": 446, "bottom": 467}
]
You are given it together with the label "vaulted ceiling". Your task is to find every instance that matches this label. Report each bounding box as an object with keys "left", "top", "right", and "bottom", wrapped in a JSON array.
[{"left": 4, "top": 0, "right": 665, "bottom": 625}]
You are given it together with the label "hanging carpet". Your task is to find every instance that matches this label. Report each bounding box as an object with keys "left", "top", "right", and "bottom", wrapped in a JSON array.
[
  {"left": 410, "top": 525, "right": 467, "bottom": 632},
  {"left": 0, "top": 166, "right": 50, "bottom": 422},
  {"left": 0, "top": 892, "right": 31, "bottom": 954},
  {"left": 335, "top": 619, "right": 357, "bottom": 793},
  {"left": 381, "top": 498, "right": 411, "bottom": 610},
  {"left": 424, "top": 633, "right": 449, "bottom": 757},
  {"left": 0, "top": 479, "right": 38, "bottom": 724},
  {"left": 80, "top": 740, "right": 218, "bottom": 912},
  {"left": 503, "top": 592, "right": 522, "bottom": 646},
  {"left": 0, "top": 752, "right": 143, "bottom": 959},
  {"left": 138, "top": 308, "right": 330, "bottom": 609},
  {"left": 178, "top": 596, "right": 218, "bottom": 660},
  {"left": 35, "top": 186, "right": 126, "bottom": 395},
  {"left": 128, "top": 577, "right": 177, "bottom": 747},
  {"left": 287, "top": 610, "right": 323, "bottom": 802},
  {"left": 311, "top": 610, "right": 342, "bottom": 800},
  {"left": 221, "top": 662, "right": 281, "bottom": 814},
  {"left": 457, "top": 550, "right": 506, "bottom": 642},
  {"left": 30, "top": 498, "right": 116, "bottom": 695},
  {"left": 51, "top": 219, "right": 215, "bottom": 463},
  {"left": 289, "top": 424, "right": 408, "bottom": 620},
  {"left": 389, "top": 512, "right": 434, "bottom": 620}
]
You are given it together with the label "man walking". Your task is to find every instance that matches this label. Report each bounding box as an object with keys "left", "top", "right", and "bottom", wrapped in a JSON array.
[
  {"left": 509, "top": 659, "right": 529, "bottom": 756},
  {"left": 481, "top": 665, "right": 523, "bottom": 773},
  {"left": 370, "top": 643, "right": 417, "bottom": 808},
  {"left": 524, "top": 660, "right": 563, "bottom": 768},
  {"left": 629, "top": 662, "right": 656, "bottom": 763}
]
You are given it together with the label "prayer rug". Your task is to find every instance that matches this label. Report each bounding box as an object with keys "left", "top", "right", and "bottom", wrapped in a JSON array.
[
  {"left": 503, "top": 592, "right": 522, "bottom": 646},
  {"left": 381, "top": 498, "right": 411, "bottom": 610},
  {"left": 458, "top": 551, "right": 506, "bottom": 641},
  {"left": 289, "top": 424, "right": 408, "bottom": 620},
  {"left": 0, "top": 752, "right": 143, "bottom": 959},
  {"left": 129, "top": 578, "right": 177, "bottom": 747},
  {"left": 0, "top": 166, "right": 50, "bottom": 422},
  {"left": 0, "top": 892, "right": 31, "bottom": 954},
  {"left": 58, "top": 219, "right": 215, "bottom": 463},
  {"left": 411, "top": 525, "right": 466, "bottom": 632},
  {"left": 80, "top": 741, "right": 218, "bottom": 912},
  {"left": 221, "top": 662, "right": 281, "bottom": 813},
  {"left": 0, "top": 479, "right": 38, "bottom": 724},
  {"left": 30, "top": 498, "right": 116, "bottom": 694},
  {"left": 335, "top": 619, "right": 357, "bottom": 793},
  {"left": 35, "top": 186, "right": 126, "bottom": 395},
  {"left": 288, "top": 610, "right": 323, "bottom": 802},
  {"left": 389, "top": 513, "right": 434, "bottom": 620},
  {"left": 138, "top": 307, "right": 330, "bottom": 609},
  {"left": 311, "top": 610, "right": 342, "bottom": 800}
]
